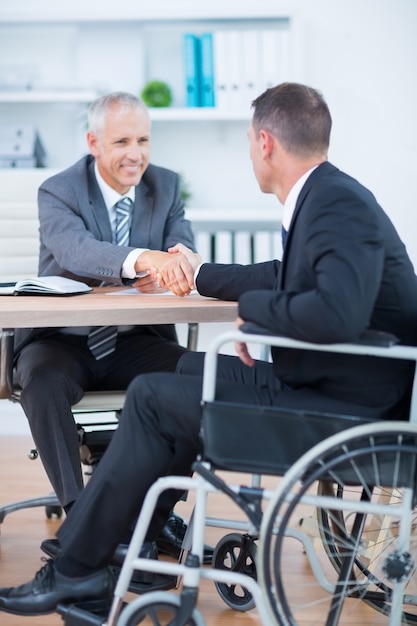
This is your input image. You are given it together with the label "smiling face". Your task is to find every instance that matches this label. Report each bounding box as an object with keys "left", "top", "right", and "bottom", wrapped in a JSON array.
[{"left": 87, "top": 104, "right": 151, "bottom": 194}]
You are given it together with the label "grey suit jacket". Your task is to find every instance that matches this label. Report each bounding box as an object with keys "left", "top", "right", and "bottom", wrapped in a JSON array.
[{"left": 15, "top": 155, "right": 196, "bottom": 354}]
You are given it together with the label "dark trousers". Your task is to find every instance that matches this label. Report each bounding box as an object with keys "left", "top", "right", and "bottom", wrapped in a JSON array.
[
  {"left": 16, "top": 328, "right": 188, "bottom": 507},
  {"left": 56, "top": 351, "right": 384, "bottom": 571}
]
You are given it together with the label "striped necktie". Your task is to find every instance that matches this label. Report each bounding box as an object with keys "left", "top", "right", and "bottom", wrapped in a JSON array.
[
  {"left": 113, "top": 197, "right": 132, "bottom": 246},
  {"left": 87, "top": 197, "right": 132, "bottom": 360}
]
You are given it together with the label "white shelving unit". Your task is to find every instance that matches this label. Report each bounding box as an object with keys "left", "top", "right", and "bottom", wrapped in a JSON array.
[
  {"left": 149, "top": 108, "right": 252, "bottom": 122},
  {"left": 0, "top": 90, "right": 98, "bottom": 103},
  {"left": 0, "top": 6, "right": 301, "bottom": 212}
]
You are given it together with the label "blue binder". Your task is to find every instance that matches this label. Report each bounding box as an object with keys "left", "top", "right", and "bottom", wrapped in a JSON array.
[
  {"left": 183, "top": 33, "right": 201, "bottom": 107},
  {"left": 200, "top": 32, "right": 215, "bottom": 107}
]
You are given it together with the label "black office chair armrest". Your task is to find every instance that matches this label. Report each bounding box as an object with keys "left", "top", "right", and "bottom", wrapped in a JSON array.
[
  {"left": 0, "top": 329, "right": 15, "bottom": 400},
  {"left": 239, "top": 322, "right": 399, "bottom": 348}
]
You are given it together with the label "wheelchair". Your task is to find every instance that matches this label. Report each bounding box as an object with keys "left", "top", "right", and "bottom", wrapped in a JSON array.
[{"left": 57, "top": 326, "right": 417, "bottom": 626}]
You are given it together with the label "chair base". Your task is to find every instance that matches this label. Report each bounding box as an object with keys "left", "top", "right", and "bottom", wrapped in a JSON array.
[{"left": 0, "top": 493, "right": 61, "bottom": 525}]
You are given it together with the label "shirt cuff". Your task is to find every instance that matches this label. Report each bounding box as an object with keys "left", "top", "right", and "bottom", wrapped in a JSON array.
[
  {"left": 194, "top": 262, "right": 204, "bottom": 291},
  {"left": 122, "top": 248, "right": 149, "bottom": 279}
]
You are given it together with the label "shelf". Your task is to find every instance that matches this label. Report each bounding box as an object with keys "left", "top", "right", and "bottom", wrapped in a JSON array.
[
  {"left": 0, "top": 8, "right": 298, "bottom": 205},
  {"left": 0, "top": 89, "right": 99, "bottom": 103},
  {"left": 0, "top": 4, "right": 291, "bottom": 24},
  {"left": 149, "top": 107, "right": 252, "bottom": 122},
  {"left": 0, "top": 94, "right": 252, "bottom": 121}
]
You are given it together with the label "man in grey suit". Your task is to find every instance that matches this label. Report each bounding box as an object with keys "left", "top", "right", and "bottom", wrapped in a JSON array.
[
  {"left": 13, "top": 92, "right": 208, "bottom": 588},
  {"left": 2, "top": 82, "right": 417, "bottom": 617}
]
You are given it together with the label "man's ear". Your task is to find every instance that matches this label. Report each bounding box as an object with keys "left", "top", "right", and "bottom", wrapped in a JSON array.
[
  {"left": 87, "top": 131, "right": 99, "bottom": 157},
  {"left": 259, "top": 129, "right": 274, "bottom": 159}
]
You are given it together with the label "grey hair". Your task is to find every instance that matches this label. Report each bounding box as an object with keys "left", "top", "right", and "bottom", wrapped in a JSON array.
[{"left": 87, "top": 91, "right": 149, "bottom": 136}]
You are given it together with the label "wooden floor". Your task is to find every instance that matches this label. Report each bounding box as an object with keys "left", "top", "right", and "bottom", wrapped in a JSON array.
[
  {"left": 0, "top": 436, "right": 398, "bottom": 626},
  {"left": 0, "top": 436, "right": 267, "bottom": 626}
]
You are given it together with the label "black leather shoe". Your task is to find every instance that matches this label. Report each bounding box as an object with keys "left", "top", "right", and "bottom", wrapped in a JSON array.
[
  {"left": 40, "top": 538, "right": 62, "bottom": 560},
  {"left": 110, "top": 541, "right": 176, "bottom": 594},
  {"left": 41, "top": 537, "right": 157, "bottom": 574},
  {"left": 0, "top": 559, "right": 113, "bottom": 616},
  {"left": 40, "top": 538, "right": 176, "bottom": 595},
  {"left": 112, "top": 539, "right": 157, "bottom": 566},
  {"left": 156, "top": 513, "right": 214, "bottom": 564},
  {"left": 111, "top": 540, "right": 157, "bottom": 585}
]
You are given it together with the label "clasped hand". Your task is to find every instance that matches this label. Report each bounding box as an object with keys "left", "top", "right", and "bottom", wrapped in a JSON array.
[{"left": 134, "top": 244, "right": 201, "bottom": 297}]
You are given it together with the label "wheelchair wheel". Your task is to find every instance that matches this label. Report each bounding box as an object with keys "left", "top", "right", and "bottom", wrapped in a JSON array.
[
  {"left": 117, "top": 591, "right": 205, "bottom": 626},
  {"left": 212, "top": 532, "right": 257, "bottom": 611},
  {"left": 259, "top": 421, "right": 417, "bottom": 626},
  {"left": 317, "top": 479, "right": 417, "bottom": 623}
]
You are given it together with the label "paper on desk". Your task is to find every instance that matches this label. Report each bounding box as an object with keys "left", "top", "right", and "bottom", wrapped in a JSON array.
[{"left": 106, "top": 288, "right": 198, "bottom": 296}]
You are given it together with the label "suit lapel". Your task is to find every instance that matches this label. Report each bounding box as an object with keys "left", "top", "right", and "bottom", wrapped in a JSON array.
[
  {"left": 278, "top": 162, "right": 337, "bottom": 289},
  {"left": 130, "top": 179, "right": 153, "bottom": 247},
  {"left": 86, "top": 160, "right": 113, "bottom": 242}
]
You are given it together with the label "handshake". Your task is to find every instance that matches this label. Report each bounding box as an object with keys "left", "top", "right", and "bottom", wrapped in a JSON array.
[{"left": 134, "top": 243, "right": 202, "bottom": 297}]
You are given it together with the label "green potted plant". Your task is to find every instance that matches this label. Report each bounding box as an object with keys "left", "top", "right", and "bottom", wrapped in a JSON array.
[{"left": 141, "top": 80, "right": 172, "bottom": 107}]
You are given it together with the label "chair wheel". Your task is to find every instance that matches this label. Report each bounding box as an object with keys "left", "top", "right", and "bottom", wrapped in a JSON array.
[
  {"left": 45, "top": 505, "right": 62, "bottom": 519},
  {"left": 212, "top": 532, "right": 257, "bottom": 611}
]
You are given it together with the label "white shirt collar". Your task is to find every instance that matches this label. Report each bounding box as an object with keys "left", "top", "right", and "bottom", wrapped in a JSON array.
[
  {"left": 94, "top": 161, "right": 135, "bottom": 210},
  {"left": 282, "top": 165, "right": 318, "bottom": 231}
]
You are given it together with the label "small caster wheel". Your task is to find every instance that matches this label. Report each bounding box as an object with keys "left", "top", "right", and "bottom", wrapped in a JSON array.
[
  {"left": 45, "top": 505, "right": 62, "bottom": 519},
  {"left": 212, "top": 532, "right": 257, "bottom": 611},
  {"left": 118, "top": 591, "right": 205, "bottom": 626}
]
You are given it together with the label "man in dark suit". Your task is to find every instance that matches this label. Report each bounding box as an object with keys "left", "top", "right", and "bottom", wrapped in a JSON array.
[
  {"left": 2, "top": 82, "right": 417, "bottom": 616},
  {"left": 13, "top": 91, "right": 206, "bottom": 587}
]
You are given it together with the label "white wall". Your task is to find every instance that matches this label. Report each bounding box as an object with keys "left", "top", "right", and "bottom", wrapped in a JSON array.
[
  {"left": 295, "top": 0, "right": 417, "bottom": 268},
  {"left": 1, "top": 0, "right": 416, "bottom": 253},
  {"left": 0, "top": 0, "right": 416, "bottom": 254},
  {"left": 0, "top": 0, "right": 416, "bottom": 434}
]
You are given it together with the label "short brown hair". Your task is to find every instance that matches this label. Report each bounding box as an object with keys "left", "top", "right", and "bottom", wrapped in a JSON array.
[{"left": 251, "top": 83, "right": 332, "bottom": 158}]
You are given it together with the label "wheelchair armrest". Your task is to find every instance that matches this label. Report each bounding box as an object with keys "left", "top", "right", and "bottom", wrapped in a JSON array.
[
  {"left": 240, "top": 322, "right": 399, "bottom": 348},
  {"left": 353, "top": 329, "right": 399, "bottom": 347},
  {"left": 202, "top": 326, "right": 417, "bottom": 422},
  {"left": 0, "top": 329, "right": 15, "bottom": 400}
]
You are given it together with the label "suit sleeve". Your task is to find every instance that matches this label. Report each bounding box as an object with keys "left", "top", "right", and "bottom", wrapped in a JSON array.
[
  {"left": 239, "top": 186, "right": 385, "bottom": 343},
  {"left": 38, "top": 176, "right": 128, "bottom": 284},
  {"left": 196, "top": 260, "right": 280, "bottom": 301}
]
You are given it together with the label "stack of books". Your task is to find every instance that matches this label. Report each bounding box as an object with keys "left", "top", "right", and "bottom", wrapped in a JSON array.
[{"left": 183, "top": 28, "right": 291, "bottom": 110}]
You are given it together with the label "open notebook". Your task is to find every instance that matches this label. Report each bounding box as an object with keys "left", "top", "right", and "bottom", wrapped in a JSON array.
[{"left": 0, "top": 276, "right": 92, "bottom": 296}]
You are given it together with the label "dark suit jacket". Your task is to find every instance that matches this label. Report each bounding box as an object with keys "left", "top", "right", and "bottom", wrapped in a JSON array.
[
  {"left": 15, "top": 155, "right": 196, "bottom": 355},
  {"left": 196, "top": 162, "right": 417, "bottom": 418}
]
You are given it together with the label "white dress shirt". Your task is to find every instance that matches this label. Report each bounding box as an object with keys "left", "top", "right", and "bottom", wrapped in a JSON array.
[
  {"left": 281, "top": 165, "right": 318, "bottom": 232},
  {"left": 94, "top": 162, "right": 147, "bottom": 280}
]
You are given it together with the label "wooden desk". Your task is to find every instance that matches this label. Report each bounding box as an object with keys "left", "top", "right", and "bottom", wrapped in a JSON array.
[
  {"left": 0, "top": 287, "right": 237, "bottom": 329},
  {"left": 0, "top": 287, "right": 237, "bottom": 400}
]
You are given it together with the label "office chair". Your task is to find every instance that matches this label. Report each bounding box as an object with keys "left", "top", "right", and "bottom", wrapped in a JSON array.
[{"left": 0, "top": 324, "right": 198, "bottom": 525}]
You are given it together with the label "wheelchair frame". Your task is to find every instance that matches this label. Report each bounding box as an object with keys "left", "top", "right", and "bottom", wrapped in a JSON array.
[{"left": 58, "top": 328, "right": 417, "bottom": 626}]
